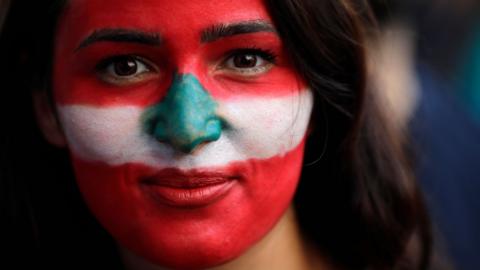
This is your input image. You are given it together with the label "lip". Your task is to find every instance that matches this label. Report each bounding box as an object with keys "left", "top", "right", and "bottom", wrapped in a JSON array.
[{"left": 140, "top": 168, "right": 239, "bottom": 208}]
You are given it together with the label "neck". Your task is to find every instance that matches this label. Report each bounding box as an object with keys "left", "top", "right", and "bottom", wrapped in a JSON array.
[{"left": 120, "top": 206, "right": 335, "bottom": 270}]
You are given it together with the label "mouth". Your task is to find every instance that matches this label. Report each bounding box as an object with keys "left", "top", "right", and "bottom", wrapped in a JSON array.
[{"left": 140, "top": 168, "right": 239, "bottom": 208}]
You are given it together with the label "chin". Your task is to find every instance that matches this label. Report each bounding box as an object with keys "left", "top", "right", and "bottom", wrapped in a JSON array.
[
  {"left": 110, "top": 173, "right": 294, "bottom": 269},
  {"left": 122, "top": 229, "right": 264, "bottom": 269}
]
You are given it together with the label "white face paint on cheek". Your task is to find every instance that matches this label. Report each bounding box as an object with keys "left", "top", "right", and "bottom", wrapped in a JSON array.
[
  {"left": 217, "top": 89, "right": 314, "bottom": 157},
  {"left": 56, "top": 89, "right": 314, "bottom": 169}
]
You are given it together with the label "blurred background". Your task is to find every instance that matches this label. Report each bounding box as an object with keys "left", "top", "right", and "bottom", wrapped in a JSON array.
[
  {"left": 0, "top": 0, "right": 479, "bottom": 269},
  {"left": 0, "top": 0, "right": 9, "bottom": 33},
  {"left": 369, "top": 1, "right": 480, "bottom": 269}
]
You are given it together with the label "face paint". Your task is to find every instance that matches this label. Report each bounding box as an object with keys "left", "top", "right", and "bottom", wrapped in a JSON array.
[
  {"left": 143, "top": 73, "right": 222, "bottom": 153},
  {"left": 53, "top": 0, "right": 314, "bottom": 268}
]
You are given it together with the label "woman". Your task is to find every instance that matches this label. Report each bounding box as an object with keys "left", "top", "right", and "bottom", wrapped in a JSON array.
[{"left": 0, "top": 0, "right": 431, "bottom": 269}]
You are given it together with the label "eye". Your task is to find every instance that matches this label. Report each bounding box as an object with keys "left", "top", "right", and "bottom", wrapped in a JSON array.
[
  {"left": 96, "top": 55, "right": 157, "bottom": 85},
  {"left": 232, "top": 54, "right": 260, "bottom": 68},
  {"left": 222, "top": 49, "right": 277, "bottom": 76}
]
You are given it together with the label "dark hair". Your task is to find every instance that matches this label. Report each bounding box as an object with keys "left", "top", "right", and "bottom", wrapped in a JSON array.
[{"left": 0, "top": 0, "right": 431, "bottom": 269}]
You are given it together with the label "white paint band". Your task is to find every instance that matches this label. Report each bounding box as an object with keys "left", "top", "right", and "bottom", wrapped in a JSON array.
[{"left": 57, "top": 90, "right": 313, "bottom": 170}]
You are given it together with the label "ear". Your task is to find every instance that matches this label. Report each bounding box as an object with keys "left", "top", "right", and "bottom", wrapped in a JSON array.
[{"left": 32, "top": 90, "right": 67, "bottom": 147}]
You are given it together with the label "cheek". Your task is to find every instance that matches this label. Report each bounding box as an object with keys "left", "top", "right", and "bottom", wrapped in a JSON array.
[
  {"left": 55, "top": 105, "right": 149, "bottom": 166},
  {"left": 217, "top": 90, "right": 314, "bottom": 156}
]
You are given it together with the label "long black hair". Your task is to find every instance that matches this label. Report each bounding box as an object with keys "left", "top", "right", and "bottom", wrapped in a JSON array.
[
  {"left": 266, "top": 1, "right": 431, "bottom": 269},
  {"left": 0, "top": 0, "right": 431, "bottom": 269}
]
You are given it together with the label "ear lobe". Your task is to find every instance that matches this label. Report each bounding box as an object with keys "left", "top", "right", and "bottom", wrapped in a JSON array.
[{"left": 32, "top": 90, "right": 67, "bottom": 147}]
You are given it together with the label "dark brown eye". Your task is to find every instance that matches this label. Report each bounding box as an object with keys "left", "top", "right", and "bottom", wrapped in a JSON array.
[
  {"left": 96, "top": 55, "right": 156, "bottom": 86},
  {"left": 222, "top": 49, "right": 277, "bottom": 76},
  {"left": 113, "top": 56, "right": 138, "bottom": 76},
  {"left": 233, "top": 54, "right": 258, "bottom": 68}
]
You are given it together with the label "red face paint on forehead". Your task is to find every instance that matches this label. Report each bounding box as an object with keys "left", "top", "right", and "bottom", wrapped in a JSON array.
[
  {"left": 54, "top": 0, "right": 307, "bottom": 107},
  {"left": 58, "top": 0, "right": 272, "bottom": 52}
]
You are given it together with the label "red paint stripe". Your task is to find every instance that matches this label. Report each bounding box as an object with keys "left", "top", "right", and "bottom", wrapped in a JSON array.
[
  {"left": 69, "top": 139, "right": 306, "bottom": 268},
  {"left": 53, "top": 37, "right": 307, "bottom": 106},
  {"left": 54, "top": 0, "right": 307, "bottom": 107}
]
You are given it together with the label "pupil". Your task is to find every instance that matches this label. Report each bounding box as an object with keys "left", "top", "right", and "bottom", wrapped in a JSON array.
[
  {"left": 114, "top": 57, "right": 138, "bottom": 76},
  {"left": 234, "top": 54, "right": 257, "bottom": 68}
]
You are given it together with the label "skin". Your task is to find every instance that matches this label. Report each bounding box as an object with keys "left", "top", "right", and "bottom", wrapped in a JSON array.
[
  {"left": 42, "top": 0, "right": 317, "bottom": 268},
  {"left": 120, "top": 207, "right": 332, "bottom": 270}
]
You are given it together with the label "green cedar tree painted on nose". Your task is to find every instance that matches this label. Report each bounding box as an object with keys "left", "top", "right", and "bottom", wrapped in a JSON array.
[{"left": 142, "top": 73, "right": 222, "bottom": 153}]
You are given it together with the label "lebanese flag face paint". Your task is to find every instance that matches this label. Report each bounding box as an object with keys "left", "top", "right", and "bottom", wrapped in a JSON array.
[{"left": 54, "top": 0, "right": 314, "bottom": 268}]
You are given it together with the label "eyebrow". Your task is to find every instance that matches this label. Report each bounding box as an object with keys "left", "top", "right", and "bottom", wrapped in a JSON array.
[
  {"left": 75, "top": 28, "right": 162, "bottom": 51},
  {"left": 75, "top": 21, "right": 275, "bottom": 51},
  {"left": 200, "top": 20, "right": 276, "bottom": 43}
]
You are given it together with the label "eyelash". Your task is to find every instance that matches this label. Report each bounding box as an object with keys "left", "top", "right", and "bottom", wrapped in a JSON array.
[
  {"left": 94, "top": 47, "right": 278, "bottom": 85},
  {"left": 221, "top": 47, "right": 278, "bottom": 75},
  {"left": 227, "top": 47, "right": 277, "bottom": 63},
  {"left": 95, "top": 55, "right": 156, "bottom": 85}
]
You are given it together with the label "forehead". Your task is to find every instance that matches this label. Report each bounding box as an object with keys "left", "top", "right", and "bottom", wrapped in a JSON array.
[{"left": 58, "top": 0, "right": 271, "bottom": 39}]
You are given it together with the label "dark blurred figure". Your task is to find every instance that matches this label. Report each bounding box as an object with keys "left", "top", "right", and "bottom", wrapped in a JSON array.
[
  {"left": 412, "top": 0, "right": 480, "bottom": 81},
  {"left": 457, "top": 18, "right": 480, "bottom": 123},
  {"left": 0, "top": 0, "right": 10, "bottom": 31},
  {"left": 413, "top": 0, "right": 480, "bottom": 124},
  {"left": 369, "top": 1, "right": 480, "bottom": 269}
]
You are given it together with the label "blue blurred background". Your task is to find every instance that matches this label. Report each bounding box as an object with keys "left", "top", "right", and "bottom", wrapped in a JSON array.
[{"left": 369, "top": 1, "right": 480, "bottom": 269}]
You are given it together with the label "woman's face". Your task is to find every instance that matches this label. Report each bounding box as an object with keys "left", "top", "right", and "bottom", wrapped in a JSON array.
[{"left": 52, "top": 0, "right": 313, "bottom": 268}]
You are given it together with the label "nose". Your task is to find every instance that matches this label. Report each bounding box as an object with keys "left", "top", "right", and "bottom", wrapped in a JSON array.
[{"left": 143, "top": 73, "right": 222, "bottom": 153}]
